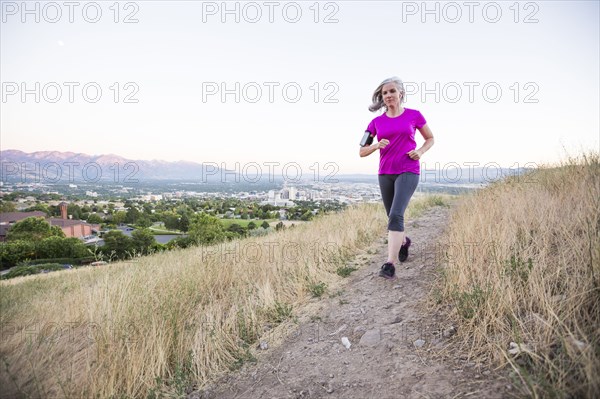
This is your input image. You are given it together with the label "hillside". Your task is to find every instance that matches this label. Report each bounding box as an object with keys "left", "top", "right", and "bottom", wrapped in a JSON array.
[
  {"left": 1, "top": 153, "right": 597, "bottom": 398},
  {"left": 195, "top": 204, "right": 511, "bottom": 399},
  {"left": 0, "top": 200, "right": 390, "bottom": 398},
  {"left": 435, "top": 153, "right": 599, "bottom": 398},
  {"left": 190, "top": 154, "right": 600, "bottom": 399}
]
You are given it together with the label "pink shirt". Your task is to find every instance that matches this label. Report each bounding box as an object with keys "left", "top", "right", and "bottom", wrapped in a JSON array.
[{"left": 366, "top": 108, "right": 427, "bottom": 175}]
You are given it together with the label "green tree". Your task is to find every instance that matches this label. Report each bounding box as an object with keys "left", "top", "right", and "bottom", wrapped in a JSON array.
[
  {"left": 131, "top": 228, "right": 156, "bottom": 255},
  {"left": 24, "top": 203, "right": 50, "bottom": 215},
  {"left": 188, "top": 214, "right": 226, "bottom": 245},
  {"left": 166, "top": 236, "right": 196, "bottom": 250},
  {"left": 0, "top": 240, "right": 36, "bottom": 268},
  {"left": 112, "top": 211, "right": 127, "bottom": 225},
  {"left": 261, "top": 221, "right": 270, "bottom": 229},
  {"left": 300, "top": 210, "right": 314, "bottom": 221},
  {"left": 125, "top": 207, "right": 141, "bottom": 224},
  {"left": 143, "top": 203, "right": 153, "bottom": 215},
  {"left": 227, "top": 223, "right": 246, "bottom": 237},
  {"left": 136, "top": 216, "right": 152, "bottom": 228},
  {"left": 67, "top": 204, "right": 82, "bottom": 220},
  {"left": 0, "top": 201, "right": 17, "bottom": 213},
  {"left": 87, "top": 214, "right": 103, "bottom": 224},
  {"left": 6, "top": 217, "right": 65, "bottom": 242},
  {"left": 179, "top": 213, "right": 190, "bottom": 233},
  {"left": 36, "top": 236, "right": 67, "bottom": 259},
  {"left": 163, "top": 212, "right": 180, "bottom": 230},
  {"left": 47, "top": 204, "right": 61, "bottom": 217},
  {"left": 101, "top": 231, "right": 133, "bottom": 260},
  {"left": 261, "top": 204, "right": 275, "bottom": 212},
  {"left": 247, "top": 221, "right": 257, "bottom": 230},
  {"left": 36, "top": 237, "right": 90, "bottom": 259},
  {"left": 64, "top": 237, "right": 92, "bottom": 258}
]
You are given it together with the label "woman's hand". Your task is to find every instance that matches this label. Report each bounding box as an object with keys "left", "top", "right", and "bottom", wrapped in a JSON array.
[
  {"left": 408, "top": 124, "right": 434, "bottom": 160},
  {"left": 377, "top": 139, "right": 390, "bottom": 150},
  {"left": 407, "top": 149, "right": 422, "bottom": 160},
  {"left": 359, "top": 138, "right": 390, "bottom": 158}
]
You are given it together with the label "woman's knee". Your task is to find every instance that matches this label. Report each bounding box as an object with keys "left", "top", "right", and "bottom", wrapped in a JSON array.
[{"left": 388, "top": 213, "right": 405, "bottom": 231}]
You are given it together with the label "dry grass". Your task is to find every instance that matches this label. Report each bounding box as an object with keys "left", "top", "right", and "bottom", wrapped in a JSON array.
[
  {"left": 0, "top": 192, "right": 453, "bottom": 399},
  {"left": 435, "top": 152, "right": 600, "bottom": 398},
  {"left": 407, "top": 193, "right": 455, "bottom": 219},
  {"left": 1, "top": 201, "right": 396, "bottom": 398}
]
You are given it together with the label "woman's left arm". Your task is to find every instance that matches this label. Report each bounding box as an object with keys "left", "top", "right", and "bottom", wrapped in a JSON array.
[{"left": 407, "top": 124, "right": 434, "bottom": 160}]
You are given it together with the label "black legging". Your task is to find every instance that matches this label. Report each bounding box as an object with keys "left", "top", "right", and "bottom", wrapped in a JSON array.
[{"left": 378, "top": 173, "right": 419, "bottom": 232}]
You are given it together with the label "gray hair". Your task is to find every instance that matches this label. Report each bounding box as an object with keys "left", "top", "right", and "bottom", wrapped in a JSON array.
[{"left": 368, "top": 76, "right": 405, "bottom": 112}]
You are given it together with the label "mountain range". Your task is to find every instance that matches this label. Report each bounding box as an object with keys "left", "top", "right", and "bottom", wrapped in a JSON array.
[
  {"left": 0, "top": 149, "right": 234, "bottom": 183},
  {"left": 0, "top": 149, "right": 531, "bottom": 185}
]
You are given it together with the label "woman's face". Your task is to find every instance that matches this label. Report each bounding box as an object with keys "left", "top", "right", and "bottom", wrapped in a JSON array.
[{"left": 381, "top": 83, "right": 402, "bottom": 108}]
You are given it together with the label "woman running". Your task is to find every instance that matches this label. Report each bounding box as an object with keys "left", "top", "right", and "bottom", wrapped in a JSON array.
[{"left": 359, "top": 76, "right": 435, "bottom": 279}]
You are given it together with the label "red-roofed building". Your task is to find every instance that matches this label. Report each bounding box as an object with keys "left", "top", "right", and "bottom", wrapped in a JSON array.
[
  {"left": 0, "top": 205, "right": 100, "bottom": 241},
  {"left": 0, "top": 211, "right": 47, "bottom": 224},
  {"left": 48, "top": 218, "right": 99, "bottom": 239}
]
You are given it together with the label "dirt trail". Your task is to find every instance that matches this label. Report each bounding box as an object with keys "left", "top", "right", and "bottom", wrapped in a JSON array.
[{"left": 190, "top": 205, "right": 513, "bottom": 399}]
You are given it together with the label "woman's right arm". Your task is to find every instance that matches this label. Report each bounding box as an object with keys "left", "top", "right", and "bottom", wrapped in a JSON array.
[
  {"left": 359, "top": 143, "right": 379, "bottom": 157},
  {"left": 359, "top": 139, "right": 388, "bottom": 157}
]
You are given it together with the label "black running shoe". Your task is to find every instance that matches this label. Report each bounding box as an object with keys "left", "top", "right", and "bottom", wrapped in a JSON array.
[
  {"left": 379, "top": 262, "right": 396, "bottom": 279},
  {"left": 399, "top": 237, "right": 411, "bottom": 263}
]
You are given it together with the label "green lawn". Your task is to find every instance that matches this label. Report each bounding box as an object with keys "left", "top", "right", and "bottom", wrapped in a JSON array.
[{"left": 147, "top": 227, "right": 184, "bottom": 235}]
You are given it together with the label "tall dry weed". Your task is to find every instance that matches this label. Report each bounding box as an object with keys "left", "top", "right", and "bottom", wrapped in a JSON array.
[
  {"left": 1, "top": 202, "right": 389, "bottom": 398},
  {"left": 436, "top": 152, "right": 600, "bottom": 398}
]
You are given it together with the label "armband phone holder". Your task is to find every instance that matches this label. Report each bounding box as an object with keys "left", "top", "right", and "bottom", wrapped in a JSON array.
[{"left": 360, "top": 131, "right": 374, "bottom": 147}]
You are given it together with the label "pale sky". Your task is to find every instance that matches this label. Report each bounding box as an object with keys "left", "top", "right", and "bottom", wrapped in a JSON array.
[{"left": 1, "top": 0, "right": 598, "bottom": 175}]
